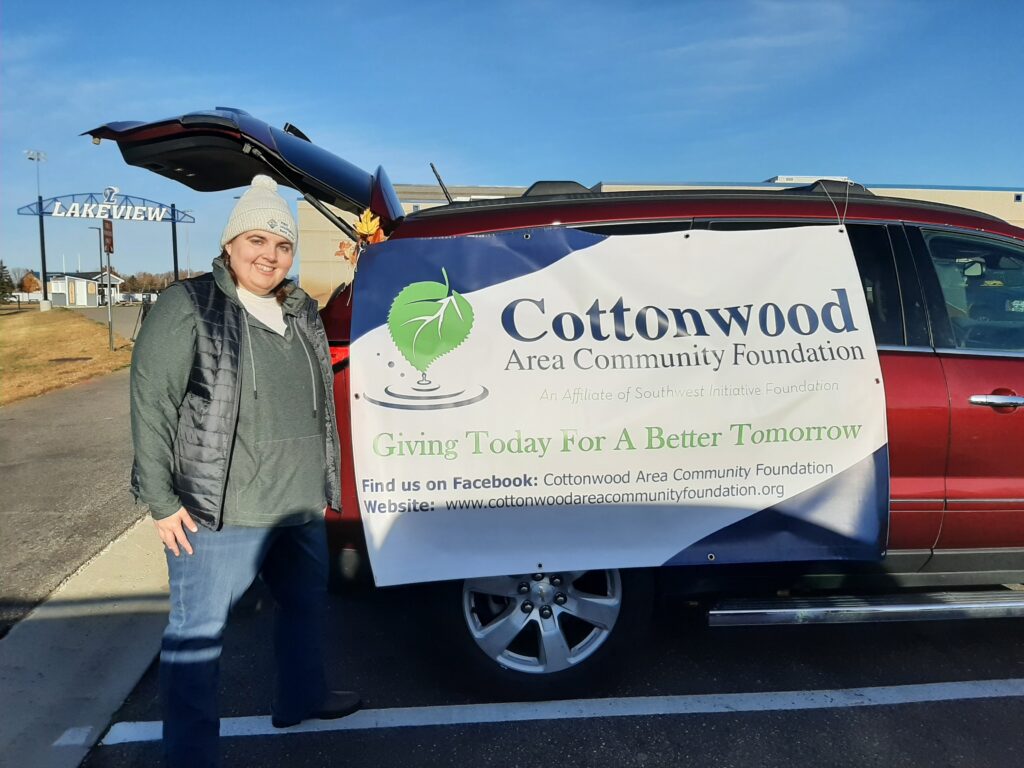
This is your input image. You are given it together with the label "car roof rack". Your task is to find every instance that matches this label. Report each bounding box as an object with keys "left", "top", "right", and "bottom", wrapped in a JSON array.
[
  {"left": 522, "top": 180, "right": 591, "bottom": 197},
  {"left": 782, "top": 179, "right": 874, "bottom": 196}
]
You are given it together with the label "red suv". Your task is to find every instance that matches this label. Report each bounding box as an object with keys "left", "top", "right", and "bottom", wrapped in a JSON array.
[{"left": 91, "top": 109, "right": 1024, "bottom": 694}]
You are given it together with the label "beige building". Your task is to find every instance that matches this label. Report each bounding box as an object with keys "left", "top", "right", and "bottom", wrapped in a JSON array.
[
  {"left": 298, "top": 178, "right": 1024, "bottom": 306},
  {"left": 297, "top": 184, "right": 526, "bottom": 305}
]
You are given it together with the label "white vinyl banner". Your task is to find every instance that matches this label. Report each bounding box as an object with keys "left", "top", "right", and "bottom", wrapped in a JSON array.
[{"left": 350, "top": 226, "right": 888, "bottom": 586}]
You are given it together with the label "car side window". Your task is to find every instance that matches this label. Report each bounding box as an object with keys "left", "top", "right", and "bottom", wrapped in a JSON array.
[
  {"left": 706, "top": 221, "right": 904, "bottom": 346},
  {"left": 920, "top": 230, "right": 1024, "bottom": 352}
]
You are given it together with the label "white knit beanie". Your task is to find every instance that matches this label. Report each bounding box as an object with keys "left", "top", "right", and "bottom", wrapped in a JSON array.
[{"left": 220, "top": 175, "right": 297, "bottom": 247}]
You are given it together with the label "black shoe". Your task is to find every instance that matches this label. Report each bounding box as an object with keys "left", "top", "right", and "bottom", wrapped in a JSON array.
[{"left": 271, "top": 690, "right": 362, "bottom": 728}]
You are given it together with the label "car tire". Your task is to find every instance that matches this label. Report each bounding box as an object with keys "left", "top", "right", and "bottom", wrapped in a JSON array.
[{"left": 429, "top": 567, "right": 655, "bottom": 699}]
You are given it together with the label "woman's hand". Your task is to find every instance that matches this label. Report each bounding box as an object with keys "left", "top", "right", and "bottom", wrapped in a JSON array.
[{"left": 154, "top": 507, "right": 199, "bottom": 556}]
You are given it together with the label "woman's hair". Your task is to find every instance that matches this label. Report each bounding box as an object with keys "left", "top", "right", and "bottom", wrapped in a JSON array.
[{"left": 220, "top": 249, "right": 290, "bottom": 305}]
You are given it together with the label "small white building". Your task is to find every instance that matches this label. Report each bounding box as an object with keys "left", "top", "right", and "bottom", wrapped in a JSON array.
[{"left": 44, "top": 270, "right": 124, "bottom": 307}]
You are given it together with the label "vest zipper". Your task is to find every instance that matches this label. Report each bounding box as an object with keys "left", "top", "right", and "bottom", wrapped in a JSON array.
[
  {"left": 216, "top": 303, "right": 245, "bottom": 530},
  {"left": 304, "top": 309, "right": 340, "bottom": 510}
]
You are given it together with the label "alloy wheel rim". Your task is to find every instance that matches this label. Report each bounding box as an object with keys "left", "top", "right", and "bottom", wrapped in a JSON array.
[{"left": 461, "top": 570, "right": 622, "bottom": 674}]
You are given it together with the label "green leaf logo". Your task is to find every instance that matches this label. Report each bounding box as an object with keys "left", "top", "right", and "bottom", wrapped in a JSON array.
[{"left": 387, "top": 268, "right": 474, "bottom": 373}]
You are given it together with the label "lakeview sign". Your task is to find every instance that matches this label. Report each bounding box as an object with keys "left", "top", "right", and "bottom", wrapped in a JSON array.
[
  {"left": 349, "top": 226, "right": 890, "bottom": 586},
  {"left": 51, "top": 187, "right": 170, "bottom": 221},
  {"left": 17, "top": 187, "right": 194, "bottom": 225},
  {"left": 17, "top": 186, "right": 195, "bottom": 287}
]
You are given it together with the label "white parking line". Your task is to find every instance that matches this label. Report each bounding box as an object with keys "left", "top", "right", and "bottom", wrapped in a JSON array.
[
  {"left": 52, "top": 726, "right": 93, "bottom": 747},
  {"left": 96, "top": 677, "right": 1024, "bottom": 746}
]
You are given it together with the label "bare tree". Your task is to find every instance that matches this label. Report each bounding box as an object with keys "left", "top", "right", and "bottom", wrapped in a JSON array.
[{"left": 9, "top": 266, "right": 31, "bottom": 285}]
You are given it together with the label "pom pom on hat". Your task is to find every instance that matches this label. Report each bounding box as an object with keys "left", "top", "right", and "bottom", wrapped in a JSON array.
[{"left": 220, "top": 174, "right": 297, "bottom": 247}]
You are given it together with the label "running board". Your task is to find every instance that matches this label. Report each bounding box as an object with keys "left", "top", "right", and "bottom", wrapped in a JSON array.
[{"left": 708, "top": 589, "right": 1024, "bottom": 626}]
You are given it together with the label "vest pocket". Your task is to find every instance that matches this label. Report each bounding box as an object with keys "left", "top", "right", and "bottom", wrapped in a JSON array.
[{"left": 235, "top": 434, "right": 326, "bottom": 522}]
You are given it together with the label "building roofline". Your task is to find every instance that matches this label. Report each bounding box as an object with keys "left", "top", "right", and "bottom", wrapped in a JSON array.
[{"left": 596, "top": 180, "right": 1023, "bottom": 192}]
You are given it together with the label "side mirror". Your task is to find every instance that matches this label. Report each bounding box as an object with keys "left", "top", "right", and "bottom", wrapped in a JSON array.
[{"left": 963, "top": 261, "right": 985, "bottom": 278}]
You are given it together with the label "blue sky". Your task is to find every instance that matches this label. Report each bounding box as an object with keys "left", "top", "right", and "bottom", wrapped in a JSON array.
[{"left": 2, "top": 0, "right": 1022, "bottom": 276}]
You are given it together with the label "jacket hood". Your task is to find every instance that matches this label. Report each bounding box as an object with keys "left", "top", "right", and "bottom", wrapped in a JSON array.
[{"left": 211, "top": 256, "right": 311, "bottom": 316}]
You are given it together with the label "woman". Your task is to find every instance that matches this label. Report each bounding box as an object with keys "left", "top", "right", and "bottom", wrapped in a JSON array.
[{"left": 130, "top": 175, "right": 359, "bottom": 768}]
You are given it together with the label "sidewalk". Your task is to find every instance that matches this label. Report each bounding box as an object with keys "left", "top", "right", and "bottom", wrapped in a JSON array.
[
  {"left": 69, "top": 306, "right": 144, "bottom": 341},
  {"left": 0, "top": 518, "right": 168, "bottom": 768},
  {"left": 0, "top": 366, "right": 167, "bottom": 767}
]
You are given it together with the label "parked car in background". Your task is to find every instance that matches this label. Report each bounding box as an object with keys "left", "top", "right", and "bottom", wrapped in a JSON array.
[{"left": 89, "top": 109, "right": 1024, "bottom": 695}]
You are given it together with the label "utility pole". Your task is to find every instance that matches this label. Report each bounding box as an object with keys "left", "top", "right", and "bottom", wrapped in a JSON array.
[
  {"left": 171, "top": 203, "right": 180, "bottom": 281},
  {"left": 103, "top": 220, "right": 114, "bottom": 351},
  {"left": 25, "top": 150, "right": 49, "bottom": 308}
]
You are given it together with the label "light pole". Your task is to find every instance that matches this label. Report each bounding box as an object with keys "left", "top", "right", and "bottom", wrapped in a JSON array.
[
  {"left": 183, "top": 210, "right": 193, "bottom": 277},
  {"left": 24, "top": 150, "right": 49, "bottom": 306},
  {"left": 169, "top": 203, "right": 179, "bottom": 281},
  {"left": 88, "top": 226, "right": 103, "bottom": 292}
]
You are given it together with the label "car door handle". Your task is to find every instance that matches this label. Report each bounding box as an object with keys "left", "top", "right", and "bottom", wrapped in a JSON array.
[{"left": 969, "top": 394, "right": 1024, "bottom": 409}]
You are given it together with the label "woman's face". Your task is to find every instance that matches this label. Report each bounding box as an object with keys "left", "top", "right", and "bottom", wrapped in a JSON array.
[{"left": 224, "top": 230, "right": 295, "bottom": 295}]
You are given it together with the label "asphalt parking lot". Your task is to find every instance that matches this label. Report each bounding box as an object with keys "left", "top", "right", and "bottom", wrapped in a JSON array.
[
  {"left": 84, "top": 580, "right": 1024, "bottom": 768},
  {"left": 4, "top": 370, "right": 1024, "bottom": 767}
]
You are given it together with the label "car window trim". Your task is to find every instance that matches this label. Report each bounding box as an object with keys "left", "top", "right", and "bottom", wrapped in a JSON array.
[
  {"left": 885, "top": 224, "right": 931, "bottom": 349},
  {"left": 570, "top": 219, "right": 693, "bottom": 235},
  {"left": 909, "top": 223, "right": 1024, "bottom": 251},
  {"left": 701, "top": 217, "right": 837, "bottom": 226},
  {"left": 877, "top": 345, "right": 937, "bottom": 354},
  {"left": 931, "top": 348, "right": 1024, "bottom": 360},
  {"left": 696, "top": 216, "right": 894, "bottom": 228}
]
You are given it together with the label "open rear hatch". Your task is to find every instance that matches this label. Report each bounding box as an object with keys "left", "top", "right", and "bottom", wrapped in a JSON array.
[{"left": 85, "top": 107, "right": 404, "bottom": 233}]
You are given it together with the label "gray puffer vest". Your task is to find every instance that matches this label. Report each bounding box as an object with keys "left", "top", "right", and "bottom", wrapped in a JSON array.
[{"left": 130, "top": 273, "right": 341, "bottom": 529}]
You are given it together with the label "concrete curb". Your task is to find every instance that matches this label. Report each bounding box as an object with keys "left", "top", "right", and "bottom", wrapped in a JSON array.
[{"left": 0, "top": 516, "right": 168, "bottom": 768}]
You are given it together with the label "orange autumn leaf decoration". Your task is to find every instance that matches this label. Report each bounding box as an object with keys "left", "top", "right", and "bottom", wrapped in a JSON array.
[
  {"left": 336, "top": 209, "right": 387, "bottom": 272},
  {"left": 335, "top": 240, "right": 357, "bottom": 265},
  {"left": 355, "top": 209, "right": 387, "bottom": 244}
]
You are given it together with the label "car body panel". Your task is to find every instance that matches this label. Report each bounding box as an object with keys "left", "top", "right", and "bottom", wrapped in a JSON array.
[
  {"left": 878, "top": 351, "right": 948, "bottom": 549},
  {"left": 938, "top": 355, "right": 1024, "bottom": 548}
]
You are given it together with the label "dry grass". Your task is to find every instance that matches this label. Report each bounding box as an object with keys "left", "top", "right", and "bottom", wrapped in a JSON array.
[{"left": 0, "top": 308, "right": 133, "bottom": 405}]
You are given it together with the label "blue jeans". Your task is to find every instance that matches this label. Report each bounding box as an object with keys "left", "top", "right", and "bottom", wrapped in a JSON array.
[{"left": 160, "top": 520, "right": 329, "bottom": 768}]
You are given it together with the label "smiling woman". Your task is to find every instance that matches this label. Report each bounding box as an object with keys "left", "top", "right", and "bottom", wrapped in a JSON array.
[{"left": 128, "top": 174, "right": 359, "bottom": 767}]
